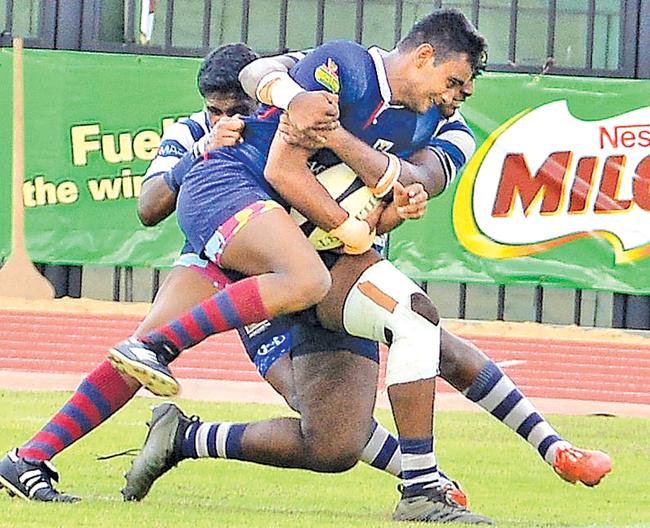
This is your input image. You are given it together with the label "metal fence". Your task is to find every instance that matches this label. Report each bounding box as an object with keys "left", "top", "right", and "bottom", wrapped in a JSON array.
[
  {"left": 2, "top": 0, "right": 650, "bottom": 328},
  {"left": 2, "top": 0, "right": 649, "bottom": 77},
  {"left": 83, "top": 0, "right": 648, "bottom": 78},
  {"left": 57, "top": 264, "right": 614, "bottom": 328}
]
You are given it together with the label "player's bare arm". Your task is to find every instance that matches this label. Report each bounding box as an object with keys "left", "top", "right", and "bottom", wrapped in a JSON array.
[
  {"left": 138, "top": 177, "right": 177, "bottom": 226},
  {"left": 323, "top": 125, "right": 448, "bottom": 197},
  {"left": 239, "top": 54, "right": 339, "bottom": 133},
  {"left": 264, "top": 131, "right": 375, "bottom": 254}
]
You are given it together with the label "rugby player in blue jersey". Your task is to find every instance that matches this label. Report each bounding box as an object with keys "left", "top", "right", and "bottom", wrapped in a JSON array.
[
  {"left": 108, "top": 10, "right": 498, "bottom": 523},
  {"left": 107, "top": 8, "right": 608, "bottom": 521}
]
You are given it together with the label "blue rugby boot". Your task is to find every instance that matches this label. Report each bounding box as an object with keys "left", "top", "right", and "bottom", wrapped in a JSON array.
[
  {"left": 121, "top": 402, "right": 195, "bottom": 501},
  {"left": 109, "top": 337, "right": 180, "bottom": 397},
  {"left": 0, "top": 449, "right": 80, "bottom": 502}
]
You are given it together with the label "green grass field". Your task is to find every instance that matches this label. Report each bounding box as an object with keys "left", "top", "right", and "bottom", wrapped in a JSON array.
[{"left": 1, "top": 390, "right": 649, "bottom": 528}]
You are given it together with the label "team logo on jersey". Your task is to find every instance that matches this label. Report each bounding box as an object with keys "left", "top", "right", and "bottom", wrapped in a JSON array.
[
  {"left": 453, "top": 100, "right": 650, "bottom": 264},
  {"left": 157, "top": 140, "right": 186, "bottom": 158},
  {"left": 315, "top": 58, "right": 340, "bottom": 94},
  {"left": 372, "top": 139, "right": 394, "bottom": 152}
]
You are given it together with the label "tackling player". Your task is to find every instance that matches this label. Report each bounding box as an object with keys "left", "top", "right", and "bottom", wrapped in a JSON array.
[
  {"left": 120, "top": 31, "right": 609, "bottom": 524},
  {"left": 112, "top": 8, "right": 608, "bottom": 524},
  {"left": 0, "top": 43, "right": 260, "bottom": 503},
  {"left": 109, "top": 9, "right": 495, "bottom": 523}
]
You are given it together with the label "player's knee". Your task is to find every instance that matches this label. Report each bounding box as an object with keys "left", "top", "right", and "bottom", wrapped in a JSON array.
[
  {"left": 307, "top": 444, "right": 361, "bottom": 473},
  {"left": 324, "top": 452, "right": 359, "bottom": 473},
  {"left": 301, "top": 268, "right": 331, "bottom": 305},
  {"left": 281, "top": 267, "right": 331, "bottom": 312},
  {"left": 303, "top": 425, "right": 364, "bottom": 472}
]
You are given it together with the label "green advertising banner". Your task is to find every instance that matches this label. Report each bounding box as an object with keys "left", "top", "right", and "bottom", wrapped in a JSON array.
[
  {"left": 2, "top": 50, "right": 649, "bottom": 293},
  {"left": 0, "top": 48, "right": 204, "bottom": 267},
  {"left": 389, "top": 73, "right": 650, "bottom": 294},
  {"left": 0, "top": 48, "right": 12, "bottom": 260}
]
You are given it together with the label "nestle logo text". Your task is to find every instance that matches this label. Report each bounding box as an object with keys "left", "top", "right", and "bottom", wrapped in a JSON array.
[{"left": 599, "top": 124, "right": 650, "bottom": 149}]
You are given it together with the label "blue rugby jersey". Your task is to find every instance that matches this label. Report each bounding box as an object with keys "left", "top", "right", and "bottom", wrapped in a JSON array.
[
  {"left": 428, "top": 112, "right": 475, "bottom": 191},
  {"left": 209, "top": 40, "right": 475, "bottom": 200},
  {"left": 143, "top": 42, "right": 475, "bottom": 198}
]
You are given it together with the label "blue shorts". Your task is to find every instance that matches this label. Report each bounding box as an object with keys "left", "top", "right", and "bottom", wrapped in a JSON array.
[
  {"left": 236, "top": 317, "right": 296, "bottom": 378},
  {"left": 289, "top": 308, "right": 379, "bottom": 362},
  {"left": 177, "top": 156, "right": 282, "bottom": 266},
  {"left": 237, "top": 310, "right": 379, "bottom": 378}
]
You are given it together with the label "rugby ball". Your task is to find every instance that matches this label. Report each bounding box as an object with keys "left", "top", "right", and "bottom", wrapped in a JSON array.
[{"left": 290, "top": 163, "right": 380, "bottom": 251}]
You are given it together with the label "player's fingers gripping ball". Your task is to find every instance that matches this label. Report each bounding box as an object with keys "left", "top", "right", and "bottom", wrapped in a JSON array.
[{"left": 289, "top": 163, "right": 382, "bottom": 252}]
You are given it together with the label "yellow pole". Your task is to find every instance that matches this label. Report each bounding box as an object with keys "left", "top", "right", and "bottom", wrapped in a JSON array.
[{"left": 0, "top": 37, "right": 55, "bottom": 299}]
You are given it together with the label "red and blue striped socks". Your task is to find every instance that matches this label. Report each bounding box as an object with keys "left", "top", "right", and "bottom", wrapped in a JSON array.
[
  {"left": 144, "top": 276, "right": 270, "bottom": 352},
  {"left": 18, "top": 360, "right": 139, "bottom": 461}
]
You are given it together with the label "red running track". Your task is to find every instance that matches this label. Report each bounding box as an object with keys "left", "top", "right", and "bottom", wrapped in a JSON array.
[{"left": 1, "top": 310, "right": 650, "bottom": 405}]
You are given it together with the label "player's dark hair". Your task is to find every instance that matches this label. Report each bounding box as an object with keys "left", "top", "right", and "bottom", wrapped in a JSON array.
[
  {"left": 197, "top": 43, "right": 259, "bottom": 98},
  {"left": 398, "top": 8, "right": 488, "bottom": 75}
]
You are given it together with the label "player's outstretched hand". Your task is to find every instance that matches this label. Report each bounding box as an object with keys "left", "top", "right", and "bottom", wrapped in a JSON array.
[
  {"left": 394, "top": 182, "right": 428, "bottom": 220},
  {"left": 287, "top": 91, "right": 339, "bottom": 133}
]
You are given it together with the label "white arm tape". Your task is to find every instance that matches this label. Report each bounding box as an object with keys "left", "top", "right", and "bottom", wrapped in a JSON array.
[
  {"left": 342, "top": 260, "right": 440, "bottom": 386},
  {"left": 372, "top": 153, "right": 401, "bottom": 198},
  {"left": 256, "top": 71, "right": 305, "bottom": 110}
]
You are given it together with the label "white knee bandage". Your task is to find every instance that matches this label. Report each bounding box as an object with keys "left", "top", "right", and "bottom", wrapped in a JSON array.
[{"left": 342, "top": 260, "right": 440, "bottom": 386}]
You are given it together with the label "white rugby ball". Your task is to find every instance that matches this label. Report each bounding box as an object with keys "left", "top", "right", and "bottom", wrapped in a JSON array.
[{"left": 290, "top": 163, "right": 380, "bottom": 251}]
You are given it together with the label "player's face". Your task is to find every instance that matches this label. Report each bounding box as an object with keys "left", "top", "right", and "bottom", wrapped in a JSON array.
[
  {"left": 438, "top": 78, "right": 474, "bottom": 118},
  {"left": 204, "top": 92, "right": 258, "bottom": 125},
  {"left": 407, "top": 45, "right": 474, "bottom": 114}
]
